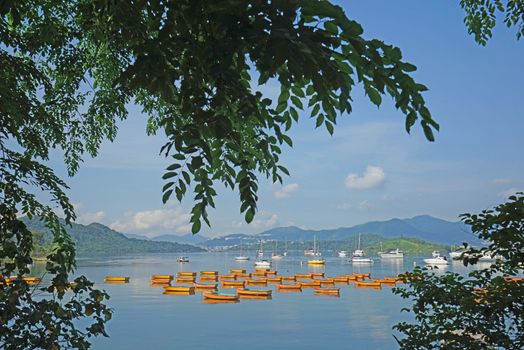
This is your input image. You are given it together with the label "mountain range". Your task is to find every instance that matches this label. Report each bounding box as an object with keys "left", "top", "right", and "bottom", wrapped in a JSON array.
[
  {"left": 22, "top": 218, "right": 205, "bottom": 256},
  {"left": 199, "top": 215, "right": 478, "bottom": 248}
]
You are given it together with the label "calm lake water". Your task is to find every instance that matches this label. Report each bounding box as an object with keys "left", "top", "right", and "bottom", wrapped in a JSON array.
[{"left": 67, "top": 252, "right": 481, "bottom": 350}]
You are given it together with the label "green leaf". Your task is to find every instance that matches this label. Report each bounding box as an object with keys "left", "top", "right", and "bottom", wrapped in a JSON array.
[
  {"left": 191, "top": 219, "right": 201, "bottom": 233},
  {"left": 365, "top": 85, "right": 382, "bottom": 107},
  {"left": 311, "top": 104, "right": 320, "bottom": 117},
  {"left": 290, "top": 96, "right": 303, "bottom": 109},
  {"left": 166, "top": 163, "right": 181, "bottom": 171},
  {"left": 315, "top": 114, "right": 324, "bottom": 128},
  {"left": 325, "top": 121, "right": 334, "bottom": 135},
  {"left": 162, "top": 172, "right": 177, "bottom": 179},
  {"left": 245, "top": 208, "right": 255, "bottom": 223},
  {"left": 162, "top": 189, "right": 173, "bottom": 204}
]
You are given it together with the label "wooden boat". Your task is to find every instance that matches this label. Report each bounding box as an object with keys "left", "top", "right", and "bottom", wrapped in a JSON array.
[
  {"left": 200, "top": 276, "right": 219, "bottom": 281},
  {"left": 266, "top": 277, "right": 282, "bottom": 283},
  {"left": 346, "top": 275, "right": 357, "bottom": 281},
  {"left": 221, "top": 281, "right": 245, "bottom": 288},
  {"left": 281, "top": 276, "right": 296, "bottom": 281},
  {"left": 295, "top": 273, "right": 313, "bottom": 279},
  {"left": 299, "top": 281, "right": 322, "bottom": 288},
  {"left": 265, "top": 270, "right": 277, "bottom": 276},
  {"left": 383, "top": 276, "right": 401, "bottom": 282},
  {"left": 237, "top": 288, "right": 272, "bottom": 297},
  {"left": 193, "top": 282, "right": 218, "bottom": 289},
  {"left": 164, "top": 286, "right": 195, "bottom": 293},
  {"left": 307, "top": 259, "right": 326, "bottom": 265},
  {"left": 311, "top": 272, "right": 325, "bottom": 278},
  {"left": 202, "top": 291, "right": 239, "bottom": 301},
  {"left": 175, "top": 277, "right": 195, "bottom": 283},
  {"left": 219, "top": 274, "right": 237, "bottom": 280},
  {"left": 373, "top": 279, "right": 396, "bottom": 286},
  {"left": 151, "top": 279, "right": 172, "bottom": 284},
  {"left": 246, "top": 279, "right": 267, "bottom": 285},
  {"left": 104, "top": 276, "right": 129, "bottom": 283},
  {"left": 255, "top": 268, "right": 270, "bottom": 272},
  {"left": 314, "top": 288, "right": 340, "bottom": 295},
  {"left": 151, "top": 275, "right": 173, "bottom": 280},
  {"left": 22, "top": 277, "right": 42, "bottom": 284},
  {"left": 320, "top": 279, "right": 335, "bottom": 286},
  {"left": 252, "top": 271, "right": 267, "bottom": 277},
  {"left": 200, "top": 271, "right": 218, "bottom": 276},
  {"left": 177, "top": 272, "right": 196, "bottom": 277},
  {"left": 354, "top": 273, "right": 371, "bottom": 279},
  {"left": 238, "top": 295, "right": 272, "bottom": 300},
  {"left": 202, "top": 299, "right": 238, "bottom": 304},
  {"left": 333, "top": 276, "right": 349, "bottom": 283},
  {"left": 234, "top": 273, "right": 251, "bottom": 278},
  {"left": 278, "top": 283, "right": 302, "bottom": 291},
  {"left": 355, "top": 281, "right": 381, "bottom": 288},
  {"left": 230, "top": 269, "right": 246, "bottom": 274}
]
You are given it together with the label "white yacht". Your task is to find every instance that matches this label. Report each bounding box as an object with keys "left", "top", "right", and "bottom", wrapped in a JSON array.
[
  {"left": 424, "top": 255, "right": 449, "bottom": 265},
  {"left": 254, "top": 259, "right": 271, "bottom": 268},
  {"left": 379, "top": 248, "right": 404, "bottom": 259},
  {"left": 177, "top": 256, "right": 189, "bottom": 263},
  {"left": 431, "top": 250, "right": 440, "bottom": 258},
  {"left": 338, "top": 250, "right": 348, "bottom": 258}
]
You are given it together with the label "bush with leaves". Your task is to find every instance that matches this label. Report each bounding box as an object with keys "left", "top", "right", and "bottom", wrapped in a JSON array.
[{"left": 393, "top": 193, "right": 524, "bottom": 350}]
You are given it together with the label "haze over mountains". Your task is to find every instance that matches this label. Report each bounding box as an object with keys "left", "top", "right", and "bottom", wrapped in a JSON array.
[{"left": 125, "top": 215, "right": 478, "bottom": 247}]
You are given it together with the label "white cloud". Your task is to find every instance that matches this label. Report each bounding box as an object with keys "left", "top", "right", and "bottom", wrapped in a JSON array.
[
  {"left": 345, "top": 166, "right": 385, "bottom": 190},
  {"left": 336, "top": 203, "right": 353, "bottom": 210},
  {"left": 358, "top": 200, "right": 372, "bottom": 210},
  {"left": 251, "top": 212, "right": 279, "bottom": 229},
  {"left": 110, "top": 206, "right": 191, "bottom": 236},
  {"left": 498, "top": 187, "right": 523, "bottom": 198},
  {"left": 77, "top": 211, "right": 106, "bottom": 224},
  {"left": 274, "top": 183, "right": 300, "bottom": 198}
]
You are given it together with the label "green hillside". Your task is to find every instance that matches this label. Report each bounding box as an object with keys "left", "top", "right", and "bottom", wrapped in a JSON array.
[
  {"left": 228, "top": 234, "right": 448, "bottom": 256},
  {"left": 23, "top": 218, "right": 205, "bottom": 257}
]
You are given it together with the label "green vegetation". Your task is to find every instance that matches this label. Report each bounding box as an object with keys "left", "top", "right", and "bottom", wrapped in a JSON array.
[
  {"left": 394, "top": 194, "right": 524, "bottom": 349},
  {"left": 227, "top": 235, "right": 448, "bottom": 256},
  {"left": 25, "top": 219, "right": 205, "bottom": 257},
  {"left": 1, "top": 0, "right": 521, "bottom": 348}
]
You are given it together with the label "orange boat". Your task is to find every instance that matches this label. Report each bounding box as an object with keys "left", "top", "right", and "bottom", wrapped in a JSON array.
[
  {"left": 234, "top": 273, "right": 251, "bottom": 278},
  {"left": 246, "top": 279, "right": 267, "bottom": 285},
  {"left": 151, "top": 279, "right": 171, "bottom": 284},
  {"left": 230, "top": 269, "right": 246, "bottom": 274},
  {"left": 281, "top": 276, "right": 296, "bottom": 281},
  {"left": 201, "top": 276, "right": 219, "bottom": 281},
  {"left": 200, "top": 271, "right": 218, "bottom": 276},
  {"left": 265, "top": 271, "right": 277, "bottom": 276},
  {"left": 334, "top": 276, "right": 349, "bottom": 283},
  {"left": 266, "top": 277, "right": 282, "bottom": 283},
  {"left": 295, "top": 273, "right": 313, "bottom": 279},
  {"left": 177, "top": 272, "right": 196, "bottom": 277},
  {"left": 239, "top": 295, "right": 272, "bottom": 300},
  {"left": 151, "top": 275, "right": 173, "bottom": 280},
  {"left": 22, "top": 277, "right": 42, "bottom": 284},
  {"left": 219, "top": 274, "right": 237, "bottom": 280},
  {"left": 299, "top": 281, "right": 321, "bottom": 288},
  {"left": 346, "top": 275, "right": 357, "bottom": 281},
  {"left": 320, "top": 280, "right": 335, "bottom": 286},
  {"left": 193, "top": 282, "right": 218, "bottom": 289},
  {"left": 202, "top": 299, "right": 238, "bottom": 304},
  {"left": 255, "top": 268, "right": 270, "bottom": 272},
  {"left": 164, "top": 286, "right": 195, "bottom": 293},
  {"left": 278, "top": 283, "right": 302, "bottom": 291},
  {"left": 237, "top": 288, "right": 272, "bottom": 297},
  {"left": 311, "top": 272, "right": 325, "bottom": 278},
  {"left": 373, "top": 279, "right": 396, "bottom": 286},
  {"left": 222, "top": 281, "right": 245, "bottom": 288},
  {"left": 355, "top": 281, "right": 381, "bottom": 288},
  {"left": 175, "top": 277, "right": 195, "bottom": 283},
  {"left": 202, "top": 291, "right": 239, "bottom": 301},
  {"left": 252, "top": 271, "right": 267, "bottom": 277},
  {"left": 104, "top": 276, "right": 130, "bottom": 283},
  {"left": 314, "top": 288, "right": 340, "bottom": 295}
]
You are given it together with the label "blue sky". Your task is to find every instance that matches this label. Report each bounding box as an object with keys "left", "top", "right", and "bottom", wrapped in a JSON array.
[{"left": 51, "top": 1, "right": 523, "bottom": 238}]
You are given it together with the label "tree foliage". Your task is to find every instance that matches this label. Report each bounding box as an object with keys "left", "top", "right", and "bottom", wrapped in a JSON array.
[
  {"left": 460, "top": 0, "right": 524, "bottom": 45},
  {"left": 1, "top": 0, "right": 437, "bottom": 348},
  {"left": 393, "top": 194, "right": 524, "bottom": 350}
]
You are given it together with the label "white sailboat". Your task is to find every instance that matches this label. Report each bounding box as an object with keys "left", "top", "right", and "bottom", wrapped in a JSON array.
[
  {"left": 254, "top": 240, "right": 271, "bottom": 267},
  {"left": 351, "top": 234, "right": 373, "bottom": 264},
  {"left": 235, "top": 244, "right": 250, "bottom": 261},
  {"left": 256, "top": 240, "right": 264, "bottom": 258},
  {"left": 271, "top": 241, "right": 284, "bottom": 260},
  {"left": 424, "top": 255, "right": 449, "bottom": 265}
]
